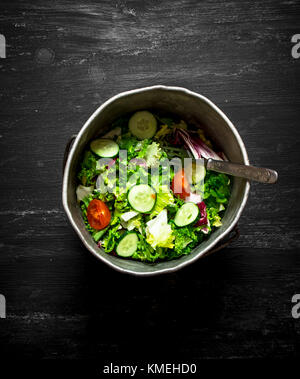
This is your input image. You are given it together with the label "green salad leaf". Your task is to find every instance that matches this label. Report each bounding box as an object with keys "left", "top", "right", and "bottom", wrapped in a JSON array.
[
  {"left": 172, "top": 225, "right": 203, "bottom": 256},
  {"left": 144, "top": 142, "right": 162, "bottom": 167},
  {"left": 78, "top": 151, "right": 99, "bottom": 186},
  {"left": 203, "top": 171, "right": 231, "bottom": 228},
  {"left": 150, "top": 186, "right": 174, "bottom": 218},
  {"left": 132, "top": 234, "right": 161, "bottom": 262}
]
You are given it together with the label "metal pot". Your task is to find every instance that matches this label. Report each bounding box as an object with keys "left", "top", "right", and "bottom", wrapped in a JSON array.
[{"left": 62, "top": 85, "right": 250, "bottom": 276}]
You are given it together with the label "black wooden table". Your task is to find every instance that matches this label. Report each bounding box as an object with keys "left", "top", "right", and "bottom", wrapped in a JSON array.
[{"left": 0, "top": 0, "right": 300, "bottom": 364}]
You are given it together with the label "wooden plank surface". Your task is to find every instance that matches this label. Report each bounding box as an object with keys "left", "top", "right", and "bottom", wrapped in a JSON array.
[{"left": 0, "top": 0, "right": 300, "bottom": 360}]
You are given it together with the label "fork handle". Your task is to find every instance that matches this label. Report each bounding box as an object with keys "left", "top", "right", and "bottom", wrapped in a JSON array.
[{"left": 206, "top": 159, "right": 278, "bottom": 184}]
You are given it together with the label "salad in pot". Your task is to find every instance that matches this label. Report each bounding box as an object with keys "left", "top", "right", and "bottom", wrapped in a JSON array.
[{"left": 76, "top": 110, "right": 231, "bottom": 262}]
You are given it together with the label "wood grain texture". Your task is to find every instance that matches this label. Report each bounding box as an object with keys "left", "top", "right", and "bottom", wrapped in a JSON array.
[{"left": 0, "top": 0, "right": 300, "bottom": 360}]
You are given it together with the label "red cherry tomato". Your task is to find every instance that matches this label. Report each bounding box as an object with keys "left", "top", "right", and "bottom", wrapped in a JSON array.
[
  {"left": 87, "top": 199, "right": 111, "bottom": 230},
  {"left": 172, "top": 169, "right": 191, "bottom": 199}
]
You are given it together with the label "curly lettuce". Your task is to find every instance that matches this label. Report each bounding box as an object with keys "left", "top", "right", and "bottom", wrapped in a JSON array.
[
  {"left": 78, "top": 151, "right": 99, "bottom": 186},
  {"left": 203, "top": 171, "right": 231, "bottom": 228},
  {"left": 150, "top": 186, "right": 174, "bottom": 218}
]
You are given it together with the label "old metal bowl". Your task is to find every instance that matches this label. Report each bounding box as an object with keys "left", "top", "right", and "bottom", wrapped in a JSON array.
[{"left": 62, "top": 85, "right": 250, "bottom": 276}]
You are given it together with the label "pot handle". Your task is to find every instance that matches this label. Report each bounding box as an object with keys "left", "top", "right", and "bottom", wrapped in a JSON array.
[
  {"left": 203, "top": 225, "right": 240, "bottom": 258},
  {"left": 62, "top": 134, "right": 77, "bottom": 173}
]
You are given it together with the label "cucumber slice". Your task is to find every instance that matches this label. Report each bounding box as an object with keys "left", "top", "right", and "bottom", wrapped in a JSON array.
[
  {"left": 129, "top": 111, "right": 157, "bottom": 139},
  {"left": 116, "top": 232, "right": 138, "bottom": 257},
  {"left": 128, "top": 184, "right": 156, "bottom": 213},
  {"left": 90, "top": 138, "right": 119, "bottom": 158},
  {"left": 174, "top": 202, "right": 200, "bottom": 227}
]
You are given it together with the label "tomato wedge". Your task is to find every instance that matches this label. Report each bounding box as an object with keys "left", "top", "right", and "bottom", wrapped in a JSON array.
[
  {"left": 87, "top": 199, "right": 111, "bottom": 230},
  {"left": 172, "top": 169, "right": 191, "bottom": 199}
]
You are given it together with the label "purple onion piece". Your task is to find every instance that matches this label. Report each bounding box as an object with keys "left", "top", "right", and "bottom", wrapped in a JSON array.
[
  {"left": 175, "top": 128, "right": 223, "bottom": 161},
  {"left": 195, "top": 201, "right": 208, "bottom": 226}
]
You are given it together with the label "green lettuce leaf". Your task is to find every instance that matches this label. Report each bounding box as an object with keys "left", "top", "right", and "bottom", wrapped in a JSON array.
[
  {"left": 132, "top": 234, "right": 161, "bottom": 262},
  {"left": 77, "top": 151, "right": 99, "bottom": 186},
  {"left": 150, "top": 186, "right": 174, "bottom": 218},
  {"left": 203, "top": 171, "right": 231, "bottom": 228},
  {"left": 144, "top": 142, "right": 162, "bottom": 167},
  {"left": 172, "top": 225, "right": 202, "bottom": 254}
]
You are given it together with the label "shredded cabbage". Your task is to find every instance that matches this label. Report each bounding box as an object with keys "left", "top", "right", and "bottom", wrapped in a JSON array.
[
  {"left": 76, "top": 185, "right": 94, "bottom": 202},
  {"left": 146, "top": 209, "right": 174, "bottom": 249}
]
